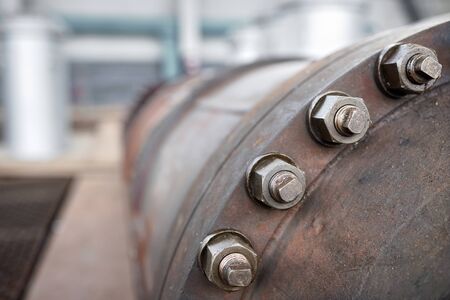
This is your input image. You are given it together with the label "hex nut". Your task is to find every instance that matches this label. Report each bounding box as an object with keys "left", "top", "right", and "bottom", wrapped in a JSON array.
[
  {"left": 308, "top": 91, "right": 371, "bottom": 146},
  {"left": 246, "top": 153, "right": 306, "bottom": 209},
  {"left": 377, "top": 43, "right": 442, "bottom": 97},
  {"left": 198, "top": 230, "right": 258, "bottom": 291}
]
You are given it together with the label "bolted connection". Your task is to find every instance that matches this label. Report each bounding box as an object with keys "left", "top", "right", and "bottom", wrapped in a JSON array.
[
  {"left": 269, "top": 171, "right": 303, "bottom": 203},
  {"left": 199, "top": 230, "right": 258, "bottom": 291},
  {"left": 219, "top": 253, "right": 253, "bottom": 287},
  {"left": 377, "top": 43, "right": 441, "bottom": 97},
  {"left": 308, "top": 92, "right": 371, "bottom": 145},
  {"left": 246, "top": 153, "right": 306, "bottom": 210},
  {"left": 334, "top": 105, "right": 367, "bottom": 136},
  {"left": 407, "top": 54, "right": 442, "bottom": 84}
]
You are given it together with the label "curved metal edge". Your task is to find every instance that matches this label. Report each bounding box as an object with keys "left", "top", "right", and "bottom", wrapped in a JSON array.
[{"left": 160, "top": 17, "right": 448, "bottom": 296}]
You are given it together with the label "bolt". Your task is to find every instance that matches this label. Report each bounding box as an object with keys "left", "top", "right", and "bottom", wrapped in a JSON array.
[
  {"left": 308, "top": 92, "right": 371, "bottom": 145},
  {"left": 246, "top": 153, "right": 306, "bottom": 209},
  {"left": 219, "top": 253, "right": 253, "bottom": 287},
  {"left": 334, "top": 105, "right": 366, "bottom": 136},
  {"left": 377, "top": 43, "right": 441, "bottom": 97},
  {"left": 269, "top": 171, "right": 302, "bottom": 203},
  {"left": 407, "top": 54, "right": 442, "bottom": 84},
  {"left": 199, "top": 230, "right": 258, "bottom": 291}
]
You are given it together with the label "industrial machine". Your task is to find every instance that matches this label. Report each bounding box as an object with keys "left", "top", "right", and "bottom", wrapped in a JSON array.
[{"left": 124, "top": 16, "right": 449, "bottom": 299}]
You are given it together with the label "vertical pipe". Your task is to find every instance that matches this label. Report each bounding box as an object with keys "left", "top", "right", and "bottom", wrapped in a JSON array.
[
  {"left": 162, "top": 18, "right": 180, "bottom": 80},
  {"left": 1, "top": 15, "right": 69, "bottom": 160},
  {"left": 177, "top": 0, "right": 202, "bottom": 74}
]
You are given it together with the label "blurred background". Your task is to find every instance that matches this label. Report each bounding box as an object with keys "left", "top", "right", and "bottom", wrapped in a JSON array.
[
  {"left": 0, "top": 0, "right": 449, "bottom": 161},
  {"left": 0, "top": 1, "right": 448, "bottom": 300}
]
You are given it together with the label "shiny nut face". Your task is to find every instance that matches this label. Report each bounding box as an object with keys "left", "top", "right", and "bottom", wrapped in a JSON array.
[
  {"left": 408, "top": 55, "right": 442, "bottom": 83},
  {"left": 247, "top": 154, "right": 306, "bottom": 209},
  {"left": 199, "top": 231, "right": 258, "bottom": 291},
  {"left": 269, "top": 170, "right": 303, "bottom": 203},
  {"left": 334, "top": 105, "right": 367, "bottom": 136},
  {"left": 378, "top": 43, "right": 441, "bottom": 97},
  {"left": 309, "top": 93, "right": 371, "bottom": 145},
  {"left": 219, "top": 253, "right": 253, "bottom": 287}
]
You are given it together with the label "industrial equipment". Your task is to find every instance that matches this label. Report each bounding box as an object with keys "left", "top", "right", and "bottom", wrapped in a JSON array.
[{"left": 124, "top": 17, "right": 449, "bottom": 299}]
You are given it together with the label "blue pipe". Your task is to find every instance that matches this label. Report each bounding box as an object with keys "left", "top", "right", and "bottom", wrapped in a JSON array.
[{"left": 61, "top": 15, "right": 243, "bottom": 79}]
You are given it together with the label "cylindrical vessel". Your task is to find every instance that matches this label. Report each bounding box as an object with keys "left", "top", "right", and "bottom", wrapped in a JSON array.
[
  {"left": 124, "top": 18, "right": 450, "bottom": 299},
  {"left": 266, "top": 0, "right": 370, "bottom": 59},
  {"left": 1, "top": 15, "right": 68, "bottom": 160}
]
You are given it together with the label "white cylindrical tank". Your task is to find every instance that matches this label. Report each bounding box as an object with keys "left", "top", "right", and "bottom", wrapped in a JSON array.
[
  {"left": 1, "top": 15, "right": 68, "bottom": 160},
  {"left": 265, "top": 0, "right": 370, "bottom": 59}
]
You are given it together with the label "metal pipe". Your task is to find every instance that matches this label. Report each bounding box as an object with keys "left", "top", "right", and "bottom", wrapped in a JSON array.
[{"left": 177, "top": 0, "right": 202, "bottom": 74}]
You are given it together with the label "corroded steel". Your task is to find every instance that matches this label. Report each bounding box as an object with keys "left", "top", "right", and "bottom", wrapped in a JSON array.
[
  {"left": 246, "top": 153, "right": 306, "bottom": 209},
  {"left": 376, "top": 43, "right": 442, "bottom": 96},
  {"left": 198, "top": 230, "right": 257, "bottom": 291},
  {"left": 308, "top": 91, "right": 371, "bottom": 145},
  {"left": 124, "top": 16, "right": 450, "bottom": 300}
]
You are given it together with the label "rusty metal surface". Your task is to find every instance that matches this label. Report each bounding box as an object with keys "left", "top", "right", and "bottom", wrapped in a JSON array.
[
  {"left": 126, "top": 60, "right": 309, "bottom": 299},
  {"left": 123, "top": 75, "right": 207, "bottom": 182},
  {"left": 0, "top": 177, "right": 71, "bottom": 300},
  {"left": 248, "top": 83, "right": 450, "bottom": 299},
  {"left": 124, "top": 16, "right": 450, "bottom": 300}
]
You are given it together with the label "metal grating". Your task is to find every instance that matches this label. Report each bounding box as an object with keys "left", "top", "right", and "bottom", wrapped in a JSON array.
[{"left": 0, "top": 178, "right": 72, "bottom": 300}]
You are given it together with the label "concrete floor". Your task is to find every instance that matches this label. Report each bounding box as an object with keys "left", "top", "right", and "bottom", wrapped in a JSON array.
[{"left": 26, "top": 172, "right": 135, "bottom": 300}]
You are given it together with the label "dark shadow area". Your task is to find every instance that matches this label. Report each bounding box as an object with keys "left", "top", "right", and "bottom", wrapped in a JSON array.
[{"left": 0, "top": 177, "right": 72, "bottom": 300}]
